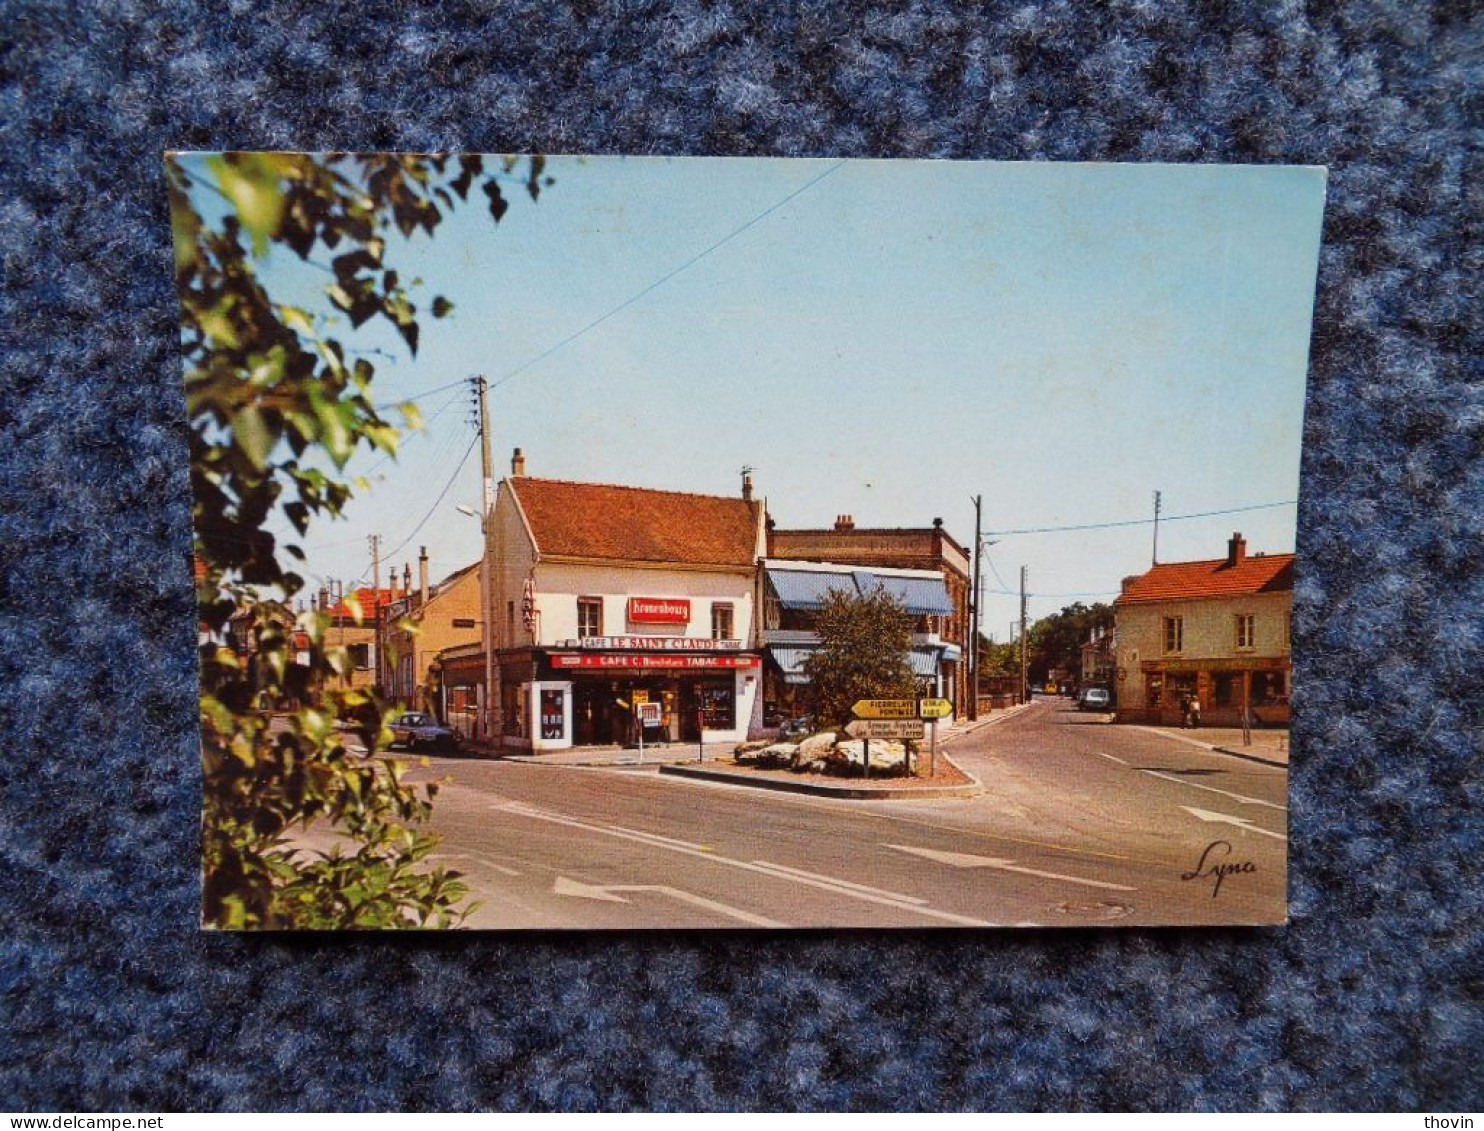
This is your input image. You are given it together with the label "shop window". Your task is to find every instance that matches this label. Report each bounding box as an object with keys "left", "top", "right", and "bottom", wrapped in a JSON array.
[
  {"left": 1235, "top": 614, "right": 1255, "bottom": 650},
  {"left": 698, "top": 683, "right": 736, "bottom": 730},
  {"left": 578, "top": 597, "right": 603, "bottom": 638},
  {"left": 1146, "top": 674, "right": 1164, "bottom": 707},
  {"left": 1214, "top": 673, "right": 1236, "bottom": 706},
  {"left": 711, "top": 602, "right": 734, "bottom": 640},
  {"left": 1162, "top": 617, "right": 1183, "bottom": 654}
]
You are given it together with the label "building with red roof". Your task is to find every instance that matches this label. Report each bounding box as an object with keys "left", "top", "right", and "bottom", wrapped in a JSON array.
[
  {"left": 474, "top": 449, "right": 767, "bottom": 751},
  {"left": 1113, "top": 533, "right": 1294, "bottom": 726}
]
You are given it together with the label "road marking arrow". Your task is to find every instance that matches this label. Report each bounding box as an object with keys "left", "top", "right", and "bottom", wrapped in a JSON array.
[
  {"left": 1180, "top": 806, "right": 1287, "bottom": 840},
  {"left": 552, "top": 876, "right": 785, "bottom": 926},
  {"left": 884, "top": 844, "right": 1136, "bottom": 891}
]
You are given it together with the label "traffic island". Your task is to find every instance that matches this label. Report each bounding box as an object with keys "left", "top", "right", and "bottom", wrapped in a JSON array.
[{"left": 659, "top": 754, "right": 982, "bottom": 801}]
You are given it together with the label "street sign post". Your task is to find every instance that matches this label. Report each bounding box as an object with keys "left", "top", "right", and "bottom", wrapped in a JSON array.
[{"left": 851, "top": 699, "right": 918, "bottom": 719}]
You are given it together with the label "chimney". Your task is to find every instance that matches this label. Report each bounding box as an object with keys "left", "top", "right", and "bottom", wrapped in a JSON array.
[
  {"left": 511, "top": 447, "right": 526, "bottom": 476},
  {"left": 1121, "top": 575, "right": 1140, "bottom": 594},
  {"left": 835, "top": 514, "right": 855, "bottom": 532},
  {"left": 402, "top": 562, "right": 411, "bottom": 597},
  {"left": 419, "top": 546, "right": 430, "bottom": 605},
  {"left": 319, "top": 586, "right": 330, "bottom": 612},
  {"left": 742, "top": 471, "right": 754, "bottom": 502},
  {"left": 1226, "top": 532, "right": 1247, "bottom": 568}
]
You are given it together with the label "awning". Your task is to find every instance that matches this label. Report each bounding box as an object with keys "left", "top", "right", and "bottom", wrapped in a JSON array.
[
  {"left": 767, "top": 569, "right": 857, "bottom": 612},
  {"left": 768, "top": 645, "right": 816, "bottom": 684},
  {"left": 765, "top": 640, "right": 944, "bottom": 684},
  {"left": 865, "top": 574, "right": 954, "bottom": 616},
  {"left": 766, "top": 566, "right": 952, "bottom": 616}
]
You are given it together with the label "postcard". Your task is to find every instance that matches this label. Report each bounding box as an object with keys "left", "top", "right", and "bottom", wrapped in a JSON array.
[{"left": 171, "top": 154, "right": 1324, "bottom": 929}]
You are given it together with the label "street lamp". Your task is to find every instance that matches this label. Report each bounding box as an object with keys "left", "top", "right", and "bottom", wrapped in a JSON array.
[{"left": 456, "top": 503, "right": 496, "bottom": 746}]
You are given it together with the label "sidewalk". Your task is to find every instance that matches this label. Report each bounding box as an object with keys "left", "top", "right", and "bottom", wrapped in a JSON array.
[
  {"left": 1127, "top": 723, "right": 1290, "bottom": 768},
  {"left": 470, "top": 740, "right": 736, "bottom": 768}
]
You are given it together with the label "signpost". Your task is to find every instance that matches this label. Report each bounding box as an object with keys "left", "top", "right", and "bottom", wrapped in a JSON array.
[{"left": 848, "top": 698, "right": 956, "bottom": 778}]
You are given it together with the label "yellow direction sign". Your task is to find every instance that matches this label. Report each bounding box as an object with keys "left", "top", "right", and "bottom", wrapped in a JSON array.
[
  {"left": 917, "top": 698, "right": 953, "bottom": 719},
  {"left": 852, "top": 699, "right": 918, "bottom": 720}
]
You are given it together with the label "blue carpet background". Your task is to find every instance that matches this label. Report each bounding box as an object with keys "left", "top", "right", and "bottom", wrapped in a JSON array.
[{"left": 1, "top": 0, "right": 1480, "bottom": 1112}]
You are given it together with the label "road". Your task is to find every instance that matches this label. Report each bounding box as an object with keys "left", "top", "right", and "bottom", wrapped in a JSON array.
[{"left": 309, "top": 697, "right": 1288, "bottom": 929}]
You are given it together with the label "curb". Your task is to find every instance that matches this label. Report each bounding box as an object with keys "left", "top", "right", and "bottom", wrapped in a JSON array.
[
  {"left": 1211, "top": 745, "right": 1289, "bottom": 769},
  {"left": 658, "top": 753, "right": 983, "bottom": 801},
  {"left": 1126, "top": 726, "right": 1288, "bottom": 769}
]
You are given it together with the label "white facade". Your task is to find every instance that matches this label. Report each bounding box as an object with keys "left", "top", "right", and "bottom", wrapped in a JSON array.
[{"left": 487, "top": 477, "right": 765, "bottom": 750}]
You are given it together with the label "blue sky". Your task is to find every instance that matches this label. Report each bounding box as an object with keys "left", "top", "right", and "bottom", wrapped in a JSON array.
[{"left": 183, "top": 155, "right": 1326, "bottom": 636}]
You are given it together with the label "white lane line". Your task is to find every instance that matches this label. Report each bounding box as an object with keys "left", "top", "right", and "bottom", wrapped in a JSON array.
[
  {"left": 496, "top": 801, "right": 993, "bottom": 927},
  {"left": 1091, "top": 748, "right": 1286, "bottom": 812},
  {"left": 430, "top": 852, "right": 522, "bottom": 877},
  {"left": 552, "top": 876, "right": 785, "bottom": 927},
  {"left": 1181, "top": 806, "right": 1288, "bottom": 841},
  {"left": 746, "top": 860, "right": 929, "bottom": 905},
  {"left": 885, "top": 844, "right": 1137, "bottom": 892},
  {"left": 1139, "top": 767, "right": 1287, "bottom": 812}
]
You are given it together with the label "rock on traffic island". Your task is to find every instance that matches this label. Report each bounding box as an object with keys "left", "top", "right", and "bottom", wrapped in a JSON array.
[{"left": 660, "top": 731, "right": 981, "bottom": 800}]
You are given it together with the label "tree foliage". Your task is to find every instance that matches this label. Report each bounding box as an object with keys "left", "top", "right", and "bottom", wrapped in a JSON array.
[
  {"left": 801, "top": 587, "right": 920, "bottom": 728},
  {"left": 170, "top": 152, "right": 550, "bottom": 929},
  {"left": 1024, "top": 601, "right": 1114, "bottom": 683}
]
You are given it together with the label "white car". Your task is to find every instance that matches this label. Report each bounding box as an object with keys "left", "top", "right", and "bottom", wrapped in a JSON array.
[{"left": 1078, "top": 688, "right": 1112, "bottom": 712}]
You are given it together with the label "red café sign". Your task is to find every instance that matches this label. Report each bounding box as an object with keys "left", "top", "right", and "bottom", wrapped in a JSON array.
[
  {"left": 551, "top": 653, "right": 759, "bottom": 670},
  {"left": 628, "top": 597, "right": 690, "bottom": 624}
]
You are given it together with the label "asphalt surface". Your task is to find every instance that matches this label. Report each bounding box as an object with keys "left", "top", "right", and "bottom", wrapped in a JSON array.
[{"left": 306, "top": 697, "right": 1288, "bottom": 929}]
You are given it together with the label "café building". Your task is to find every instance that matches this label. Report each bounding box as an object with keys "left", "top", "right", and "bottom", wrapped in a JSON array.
[{"left": 486, "top": 455, "right": 766, "bottom": 751}]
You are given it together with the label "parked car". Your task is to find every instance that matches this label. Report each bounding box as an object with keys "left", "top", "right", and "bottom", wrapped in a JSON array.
[
  {"left": 779, "top": 715, "right": 815, "bottom": 740},
  {"left": 1078, "top": 688, "right": 1112, "bottom": 712},
  {"left": 389, "top": 712, "right": 461, "bottom": 752}
]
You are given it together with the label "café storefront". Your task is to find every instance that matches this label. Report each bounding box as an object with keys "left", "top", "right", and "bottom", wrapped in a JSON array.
[{"left": 504, "top": 636, "right": 762, "bottom": 751}]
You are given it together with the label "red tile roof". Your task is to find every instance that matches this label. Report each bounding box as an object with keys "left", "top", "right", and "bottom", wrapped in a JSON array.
[
  {"left": 1117, "top": 553, "right": 1295, "bottom": 605},
  {"left": 509, "top": 477, "right": 762, "bottom": 568},
  {"left": 329, "top": 586, "right": 405, "bottom": 619}
]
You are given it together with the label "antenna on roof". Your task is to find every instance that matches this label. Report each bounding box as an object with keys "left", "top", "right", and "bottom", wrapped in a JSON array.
[{"left": 1152, "top": 490, "right": 1162, "bottom": 565}]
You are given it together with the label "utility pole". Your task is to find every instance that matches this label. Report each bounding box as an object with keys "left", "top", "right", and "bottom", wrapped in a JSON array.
[
  {"left": 1152, "top": 489, "right": 1162, "bottom": 565},
  {"left": 1019, "top": 565, "right": 1029, "bottom": 706},
  {"left": 969, "top": 495, "right": 982, "bottom": 720},
  {"left": 476, "top": 374, "right": 496, "bottom": 745},
  {"left": 368, "top": 534, "right": 382, "bottom": 693}
]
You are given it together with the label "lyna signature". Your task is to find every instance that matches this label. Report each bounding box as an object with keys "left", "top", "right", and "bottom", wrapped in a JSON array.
[{"left": 1181, "top": 840, "right": 1257, "bottom": 897}]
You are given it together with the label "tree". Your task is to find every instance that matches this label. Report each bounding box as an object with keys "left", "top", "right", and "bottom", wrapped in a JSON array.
[
  {"left": 801, "top": 587, "right": 920, "bottom": 729},
  {"left": 170, "top": 152, "right": 551, "bottom": 929},
  {"left": 1024, "top": 601, "right": 1114, "bottom": 684}
]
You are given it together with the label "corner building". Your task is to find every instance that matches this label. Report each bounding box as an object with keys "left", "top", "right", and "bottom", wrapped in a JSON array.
[
  {"left": 487, "top": 463, "right": 766, "bottom": 751},
  {"left": 1113, "top": 533, "right": 1294, "bottom": 726}
]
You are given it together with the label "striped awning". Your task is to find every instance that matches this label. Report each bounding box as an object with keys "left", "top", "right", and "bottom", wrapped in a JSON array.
[
  {"left": 765, "top": 639, "right": 945, "bottom": 684},
  {"left": 766, "top": 566, "right": 952, "bottom": 616}
]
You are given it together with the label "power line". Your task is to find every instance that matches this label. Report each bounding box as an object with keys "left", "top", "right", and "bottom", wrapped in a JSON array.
[
  {"left": 985, "top": 499, "right": 1297, "bottom": 538},
  {"left": 379, "top": 432, "right": 480, "bottom": 565},
  {"left": 488, "top": 161, "right": 846, "bottom": 392},
  {"left": 373, "top": 376, "right": 469, "bottom": 411}
]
